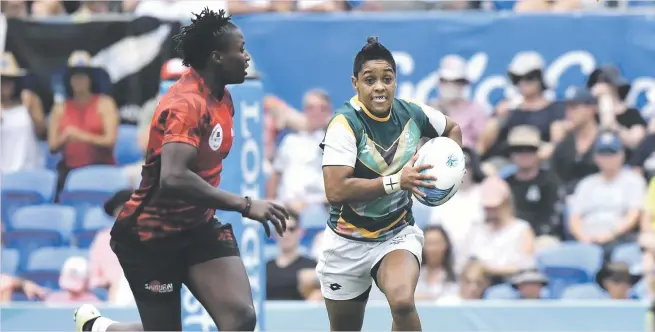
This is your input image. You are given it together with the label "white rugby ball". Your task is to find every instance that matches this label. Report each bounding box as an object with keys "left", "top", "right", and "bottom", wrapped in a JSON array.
[{"left": 413, "top": 137, "right": 466, "bottom": 207}]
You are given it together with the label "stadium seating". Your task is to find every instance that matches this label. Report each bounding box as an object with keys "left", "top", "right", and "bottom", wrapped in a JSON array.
[
  {"left": 610, "top": 242, "right": 641, "bottom": 268},
  {"left": 560, "top": 283, "right": 608, "bottom": 299},
  {"left": 537, "top": 242, "right": 604, "bottom": 298},
  {"left": 40, "top": 142, "right": 62, "bottom": 171},
  {"left": 3, "top": 231, "right": 62, "bottom": 273},
  {"left": 2, "top": 248, "right": 20, "bottom": 276},
  {"left": 81, "top": 206, "right": 114, "bottom": 231},
  {"left": 115, "top": 125, "right": 143, "bottom": 166},
  {"left": 1, "top": 169, "right": 57, "bottom": 225},
  {"left": 631, "top": 278, "right": 647, "bottom": 299},
  {"left": 10, "top": 205, "right": 76, "bottom": 241},
  {"left": 59, "top": 165, "right": 130, "bottom": 223},
  {"left": 92, "top": 287, "right": 109, "bottom": 301},
  {"left": 299, "top": 204, "right": 329, "bottom": 229},
  {"left": 20, "top": 270, "right": 60, "bottom": 290},
  {"left": 484, "top": 283, "right": 518, "bottom": 299},
  {"left": 26, "top": 247, "right": 88, "bottom": 272}
]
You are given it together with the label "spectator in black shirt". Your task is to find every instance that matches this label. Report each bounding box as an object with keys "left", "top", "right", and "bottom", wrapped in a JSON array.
[
  {"left": 551, "top": 87, "right": 600, "bottom": 194},
  {"left": 479, "top": 52, "right": 565, "bottom": 168},
  {"left": 629, "top": 132, "right": 655, "bottom": 181},
  {"left": 266, "top": 214, "right": 319, "bottom": 300},
  {"left": 588, "top": 65, "right": 646, "bottom": 154},
  {"left": 504, "top": 125, "right": 564, "bottom": 240}
]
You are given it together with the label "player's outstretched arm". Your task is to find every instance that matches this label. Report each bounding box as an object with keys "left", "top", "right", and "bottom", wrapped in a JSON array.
[
  {"left": 160, "top": 142, "right": 248, "bottom": 212},
  {"left": 160, "top": 142, "right": 288, "bottom": 237}
]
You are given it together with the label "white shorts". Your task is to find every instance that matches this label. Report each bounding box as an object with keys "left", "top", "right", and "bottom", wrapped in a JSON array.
[{"left": 315, "top": 225, "right": 425, "bottom": 301}]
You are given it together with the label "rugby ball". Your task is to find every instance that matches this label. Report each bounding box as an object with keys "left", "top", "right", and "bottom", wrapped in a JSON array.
[{"left": 413, "top": 137, "right": 466, "bottom": 207}]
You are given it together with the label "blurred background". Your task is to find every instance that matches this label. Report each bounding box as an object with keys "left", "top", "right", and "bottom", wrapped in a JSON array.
[{"left": 1, "top": 0, "right": 655, "bottom": 331}]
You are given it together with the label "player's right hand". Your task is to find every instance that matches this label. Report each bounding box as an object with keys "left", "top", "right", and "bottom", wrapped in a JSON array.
[
  {"left": 399, "top": 154, "right": 437, "bottom": 197},
  {"left": 246, "top": 200, "right": 289, "bottom": 238}
]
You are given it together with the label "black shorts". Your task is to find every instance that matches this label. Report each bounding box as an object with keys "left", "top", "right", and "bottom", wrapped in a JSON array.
[{"left": 111, "top": 218, "right": 239, "bottom": 309}]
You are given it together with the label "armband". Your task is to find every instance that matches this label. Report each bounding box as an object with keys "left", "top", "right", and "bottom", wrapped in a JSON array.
[{"left": 382, "top": 173, "right": 401, "bottom": 195}]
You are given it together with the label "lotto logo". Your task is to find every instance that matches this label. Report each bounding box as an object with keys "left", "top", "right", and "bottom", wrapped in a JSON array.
[
  {"left": 145, "top": 281, "right": 174, "bottom": 294},
  {"left": 329, "top": 283, "right": 342, "bottom": 291}
]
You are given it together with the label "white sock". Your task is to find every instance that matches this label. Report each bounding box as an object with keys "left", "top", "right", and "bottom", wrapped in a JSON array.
[{"left": 91, "top": 317, "right": 116, "bottom": 332}]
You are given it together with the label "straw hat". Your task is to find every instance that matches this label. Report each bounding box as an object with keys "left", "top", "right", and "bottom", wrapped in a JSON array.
[
  {"left": 0, "top": 52, "right": 27, "bottom": 77},
  {"left": 60, "top": 50, "right": 111, "bottom": 97}
]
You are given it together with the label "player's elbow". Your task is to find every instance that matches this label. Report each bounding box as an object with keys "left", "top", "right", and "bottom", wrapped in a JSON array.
[
  {"left": 159, "top": 172, "right": 185, "bottom": 194},
  {"left": 325, "top": 188, "right": 346, "bottom": 206}
]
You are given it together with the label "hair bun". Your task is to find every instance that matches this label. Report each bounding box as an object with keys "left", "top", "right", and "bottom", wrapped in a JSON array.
[{"left": 366, "top": 36, "right": 379, "bottom": 45}]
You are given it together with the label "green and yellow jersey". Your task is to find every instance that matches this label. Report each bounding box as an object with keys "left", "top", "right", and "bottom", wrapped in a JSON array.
[{"left": 321, "top": 96, "right": 447, "bottom": 242}]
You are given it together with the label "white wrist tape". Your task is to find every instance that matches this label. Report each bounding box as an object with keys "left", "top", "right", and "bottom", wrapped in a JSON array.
[{"left": 382, "top": 173, "right": 401, "bottom": 194}]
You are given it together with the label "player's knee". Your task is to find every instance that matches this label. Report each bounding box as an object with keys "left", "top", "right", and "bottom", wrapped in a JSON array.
[
  {"left": 229, "top": 303, "right": 257, "bottom": 331},
  {"left": 385, "top": 285, "right": 416, "bottom": 316}
]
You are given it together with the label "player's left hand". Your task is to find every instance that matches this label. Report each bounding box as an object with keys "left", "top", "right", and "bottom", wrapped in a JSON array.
[{"left": 247, "top": 199, "right": 289, "bottom": 238}]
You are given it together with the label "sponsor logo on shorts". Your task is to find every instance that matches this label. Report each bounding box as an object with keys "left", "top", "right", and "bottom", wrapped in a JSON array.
[
  {"left": 329, "top": 283, "right": 342, "bottom": 291},
  {"left": 217, "top": 228, "right": 235, "bottom": 244},
  {"left": 145, "top": 281, "right": 174, "bottom": 294},
  {"left": 389, "top": 234, "right": 407, "bottom": 246}
]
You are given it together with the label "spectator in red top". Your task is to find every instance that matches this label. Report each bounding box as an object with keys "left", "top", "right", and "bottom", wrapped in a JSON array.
[{"left": 48, "top": 50, "right": 119, "bottom": 198}]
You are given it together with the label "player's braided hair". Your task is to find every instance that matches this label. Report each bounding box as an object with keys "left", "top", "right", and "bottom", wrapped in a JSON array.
[
  {"left": 352, "top": 36, "right": 397, "bottom": 77},
  {"left": 173, "top": 7, "right": 236, "bottom": 70}
]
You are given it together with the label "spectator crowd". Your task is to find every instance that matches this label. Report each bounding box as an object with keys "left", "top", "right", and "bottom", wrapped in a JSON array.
[{"left": 1, "top": 2, "right": 654, "bottom": 307}]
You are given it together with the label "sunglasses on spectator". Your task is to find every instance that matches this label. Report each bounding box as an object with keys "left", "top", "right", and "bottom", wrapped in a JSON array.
[
  {"left": 509, "top": 70, "right": 541, "bottom": 85},
  {"left": 439, "top": 78, "right": 468, "bottom": 85},
  {"left": 286, "top": 226, "right": 298, "bottom": 232},
  {"left": 509, "top": 146, "right": 539, "bottom": 153}
]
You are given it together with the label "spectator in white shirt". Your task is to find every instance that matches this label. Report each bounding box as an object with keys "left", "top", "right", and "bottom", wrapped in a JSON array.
[
  {"left": 569, "top": 131, "right": 646, "bottom": 256},
  {"left": 266, "top": 89, "right": 333, "bottom": 214},
  {"left": 463, "top": 176, "right": 536, "bottom": 284}
]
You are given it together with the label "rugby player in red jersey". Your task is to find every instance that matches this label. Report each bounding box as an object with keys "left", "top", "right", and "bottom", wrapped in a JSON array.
[{"left": 74, "top": 8, "right": 288, "bottom": 332}]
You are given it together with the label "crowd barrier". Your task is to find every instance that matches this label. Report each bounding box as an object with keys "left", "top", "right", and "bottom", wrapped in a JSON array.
[
  {"left": 232, "top": 12, "right": 655, "bottom": 113},
  {"left": 0, "top": 301, "right": 648, "bottom": 331}
]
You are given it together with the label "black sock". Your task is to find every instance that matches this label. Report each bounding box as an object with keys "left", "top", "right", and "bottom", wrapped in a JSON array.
[{"left": 82, "top": 317, "right": 99, "bottom": 332}]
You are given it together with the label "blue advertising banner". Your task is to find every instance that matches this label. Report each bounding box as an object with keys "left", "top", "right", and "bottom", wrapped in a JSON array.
[
  {"left": 180, "top": 80, "right": 266, "bottom": 331},
  {"left": 234, "top": 13, "right": 655, "bottom": 115}
]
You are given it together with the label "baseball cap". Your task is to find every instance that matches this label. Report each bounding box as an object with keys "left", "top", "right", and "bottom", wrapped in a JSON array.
[
  {"left": 594, "top": 132, "right": 623, "bottom": 154},
  {"left": 565, "top": 87, "right": 597, "bottom": 105},
  {"left": 507, "top": 125, "right": 541, "bottom": 148},
  {"left": 59, "top": 256, "right": 89, "bottom": 292},
  {"left": 438, "top": 55, "right": 468, "bottom": 82},
  {"left": 160, "top": 58, "right": 189, "bottom": 81},
  {"left": 480, "top": 176, "right": 511, "bottom": 208}
]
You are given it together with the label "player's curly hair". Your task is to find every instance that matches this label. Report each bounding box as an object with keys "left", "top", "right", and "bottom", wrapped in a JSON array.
[
  {"left": 353, "top": 36, "right": 396, "bottom": 77},
  {"left": 173, "top": 8, "right": 237, "bottom": 70}
]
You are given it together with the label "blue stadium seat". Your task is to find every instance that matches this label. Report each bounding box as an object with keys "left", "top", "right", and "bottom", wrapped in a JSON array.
[
  {"left": 20, "top": 270, "right": 60, "bottom": 290},
  {"left": 484, "top": 283, "right": 517, "bottom": 299},
  {"left": 92, "top": 287, "right": 109, "bottom": 301},
  {"left": 2, "top": 248, "right": 20, "bottom": 275},
  {"left": 115, "top": 125, "right": 143, "bottom": 166},
  {"left": 26, "top": 247, "right": 88, "bottom": 272},
  {"left": 3, "top": 231, "right": 62, "bottom": 272},
  {"left": 611, "top": 242, "right": 641, "bottom": 268},
  {"left": 40, "top": 141, "right": 62, "bottom": 171},
  {"left": 59, "top": 165, "right": 129, "bottom": 223},
  {"left": 74, "top": 230, "right": 98, "bottom": 249},
  {"left": 11, "top": 291, "right": 41, "bottom": 302},
  {"left": 1, "top": 169, "right": 57, "bottom": 225},
  {"left": 81, "top": 206, "right": 114, "bottom": 231},
  {"left": 301, "top": 227, "right": 323, "bottom": 249},
  {"left": 537, "top": 242, "right": 603, "bottom": 298},
  {"left": 631, "top": 278, "right": 647, "bottom": 299},
  {"left": 11, "top": 205, "right": 76, "bottom": 242},
  {"left": 299, "top": 204, "right": 329, "bottom": 229},
  {"left": 560, "top": 283, "right": 608, "bottom": 299}
]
